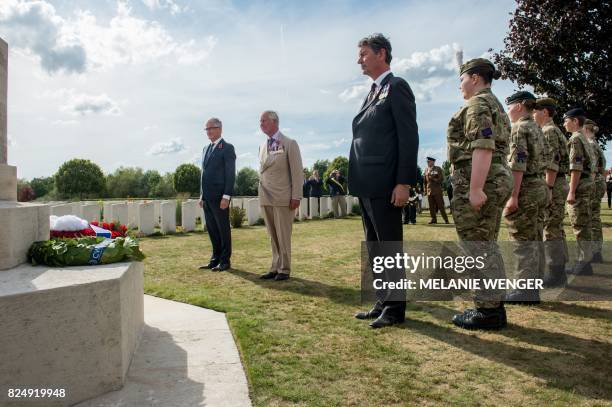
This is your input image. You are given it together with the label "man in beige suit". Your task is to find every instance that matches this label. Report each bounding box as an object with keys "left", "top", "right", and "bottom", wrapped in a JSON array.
[{"left": 258, "top": 110, "right": 304, "bottom": 281}]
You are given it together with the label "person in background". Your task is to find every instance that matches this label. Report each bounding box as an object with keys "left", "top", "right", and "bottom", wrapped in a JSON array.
[
  {"left": 606, "top": 168, "right": 612, "bottom": 209},
  {"left": 327, "top": 169, "right": 347, "bottom": 218},
  {"left": 306, "top": 170, "right": 323, "bottom": 199},
  {"left": 583, "top": 119, "right": 606, "bottom": 263}
]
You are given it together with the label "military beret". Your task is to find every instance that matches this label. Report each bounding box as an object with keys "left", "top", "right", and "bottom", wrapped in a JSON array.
[
  {"left": 563, "top": 108, "right": 585, "bottom": 119},
  {"left": 535, "top": 97, "right": 557, "bottom": 110},
  {"left": 426, "top": 157, "right": 436, "bottom": 161},
  {"left": 459, "top": 58, "right": 496, "bottom": 76},
  {"left": 505, "top": 91, "right": 536, "bottom": 105}
]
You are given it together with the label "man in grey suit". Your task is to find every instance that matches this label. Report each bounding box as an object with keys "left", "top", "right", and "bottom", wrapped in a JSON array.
[
  {"left": 350, "top": 33, "right": 419, "bottom": 328},
  {"left": 198, "top": 117, "right": 236, "bottom": 272},
  {"left": 258, "top": 111, "right": 304, "bottom": 281}
]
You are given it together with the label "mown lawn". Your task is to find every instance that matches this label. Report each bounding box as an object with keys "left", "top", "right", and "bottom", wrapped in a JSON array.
[{"left": 141, "top": 205, "right": 612, "bottom": 406}]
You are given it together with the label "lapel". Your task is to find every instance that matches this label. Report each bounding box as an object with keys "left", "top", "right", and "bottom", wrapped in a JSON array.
[
  {"left": 260, "top": 132, "right": 284, "bottom": 173},
  {"left": 355, "top": 73, "right": 393, "bottom": 118},
  {"left": 204, "top": 138, "right": 223, "bottom": 168}
]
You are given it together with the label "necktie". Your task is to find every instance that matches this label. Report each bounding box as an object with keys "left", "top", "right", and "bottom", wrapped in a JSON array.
[
  {"left": 267, "top": 137, "right": 274, "bottom": 152},
  {"left": 364, "top": 83, "right": 377, "bottom": 107},
  {"left": 204, "top": 143, "right": 213, "bottom": 164}
]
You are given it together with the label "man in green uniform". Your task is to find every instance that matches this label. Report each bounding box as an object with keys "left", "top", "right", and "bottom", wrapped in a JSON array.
[
  {"left": 564, "top": 108, "right": 595, "bottom": 275},
  {"left": 584, "top": 119, "right": 606, "bottom": 263},
  {"left": 503, "top": 91, "right": 548, "bottom": 303},
  {"left": 424, "top": 156, "right": 449, "bottom": 224},
  {"left": 533, "top": 98, "right": 570, "bottom": 287},
  {"left": 447, "top": 58, "right": 512, "bottom": 330}
]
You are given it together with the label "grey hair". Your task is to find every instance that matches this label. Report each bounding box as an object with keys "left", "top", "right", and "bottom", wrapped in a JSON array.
[
  {"left": 358, "top": 33, "right": 392, "bottom": 64},
  {"left": 207, "top": 117, "right": 222, "bottom": 128},
  {"left": 263, "top": 110, "right": 279, "bottom": 124}
]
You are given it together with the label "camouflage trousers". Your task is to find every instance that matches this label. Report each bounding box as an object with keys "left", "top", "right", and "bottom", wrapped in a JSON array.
[
  {"left": 591, "top": 176, "right": 606, "bottom": 254},
  {"left": 504, "top": 177, "right": 548, "bottom": 281},
  {"left": 452, "top": 163, "right": 512, "bottom": 308},
  {"left": 567, "top": 179, "right": 594, "bottom": 262},
  {"left": 544, "top": 175, "right": 569, "bottom": 267}
]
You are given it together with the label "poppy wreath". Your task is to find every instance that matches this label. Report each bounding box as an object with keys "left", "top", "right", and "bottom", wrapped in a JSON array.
[{"left": 90, "top": 221, "right": 129, "bottom": 239}]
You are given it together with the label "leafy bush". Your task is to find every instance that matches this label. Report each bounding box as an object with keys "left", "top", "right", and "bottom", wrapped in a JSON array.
[
  {"left": 351, "top": 203, "right": 362, "bottom": 216},
  {"left": 230, "top": 206, "right": 246, "bottom": 228},
  {"left": 174, "top": 164, "right": 200, "bottom": 196},
  {"left": 55, "top": 158, "right": 105, "bottom": 199}
]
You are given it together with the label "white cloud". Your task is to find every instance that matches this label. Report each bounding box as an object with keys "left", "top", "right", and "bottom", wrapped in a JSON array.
[
  {"left": 141, "top": 0, "right": 186, "bottom": 15},
  {"left": 60, "top": 92, "right": 121, "bottom": 116},
  {"left": 0, "top": 0, "right": 87, "bottom": 73},
  {"left": 52, "top": 119, "right": 79, "bottom": 125},
  {"left": 338, "top": 82, "right": 369, "bottom": 102},
  {"left": 0, "top": 0, "right": 216, "bottom": 74},
  {"left": 332, "top": 137, "right": 349, "bottom": 147},
  {"left": 148, "top": 137, "right": 186, "bottom": 155}
]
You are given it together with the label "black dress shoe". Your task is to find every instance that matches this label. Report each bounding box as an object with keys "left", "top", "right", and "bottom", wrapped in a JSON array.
[
  {"left": 452, "top": 306, "right": 507, "bottom": 330},
  {"left": 274, "top": 273, "right": 290, "bottom": 281},
  {"left": 260, "top": 271, "right": 278, "bottom": 279},
  {"left": 369, "top": 313, "right": 405, "bottom": 329},
  {"left": 199, "top": 262, "right": 219, "bottom": 270},
  {"left": 428, "top": 220, "right": 437, "bottom": 224},
  {"left": 354, "top": 308, "right": 382, "bottom": 320},
  {"left": 213, "top": 262, "right": 231, "bottom": 272}
]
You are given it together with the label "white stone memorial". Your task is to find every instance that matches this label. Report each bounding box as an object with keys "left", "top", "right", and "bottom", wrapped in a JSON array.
[
  {"left": 298, "top": 198, "right": 308, "bottom": 220},
  {"left": 127, "top": 201, "right": 139, "bottom": 228},
  {"left": 153, "top": 200, "right": 161, "bottom": 226},
  {"left": 138, "top": 202, "right": 155, "bottom": 235},
  {"left": 181, "top": 200, "right": 198, "bottom": 232},
  {"left": 50, "top": 203, "right": 73, "bottom": 217},
  {"left": 81, "top": 202, "right": 100, "bottom": 222},
  {"left": 320, "top": 197, "right": 331, "bottom": 217},
  {"left": 247, "top": 198, "right": 260, "bottom": 225},
  {"left": 0, "top": 37, "right": 144, "bottom": 406},
  {"left": 103, "top": 201, "right": 113, "bottom": 221},
  {"left": 309, "top": 197, "right": 319, "bottom": 219},
  {"left": 160, "top": 200, "right": 176, "bottom": 234},
  {"left": 110, "top": 202, "right": 129, "bottom": 226}
]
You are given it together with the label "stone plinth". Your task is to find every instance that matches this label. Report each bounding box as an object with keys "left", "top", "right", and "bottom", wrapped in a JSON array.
[
  {"left": 138, "top": 202, "right": 155, "bottom": 235},
  {"left": 81, "top": 203, "right": 100, "bottom": 223},
  {"left": 127, "top": 201, "right": 139, "bottom": 228},
  {"left": 181, "top": 200, "right": 198, "bottom": 232},
  {"left": 0, "top": 262, "right": 144, "bottom": 406},
  {"left": 309, "top": 197, "right": 319, "bottom": 219},
  {"left": 0, "top": 163, "right": 16, "bottom": 201},
  {"left": 160, "top": 201, "right": 176, "bottom": 234},
  {"left": 0, "top": 201, "right": 49, "bottom": 270}
]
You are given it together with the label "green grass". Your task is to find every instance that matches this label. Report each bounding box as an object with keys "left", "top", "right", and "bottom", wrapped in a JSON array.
[{"left": 141, "top": 206, "right": 612, "bottom": 406}]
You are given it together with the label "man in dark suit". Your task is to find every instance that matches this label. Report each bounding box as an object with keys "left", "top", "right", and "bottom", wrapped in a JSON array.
[
  {"left": 198, "top": 117, "right": 236, "bottom": 272},
  {"left": 349, "top": 33, "right": 419, "bottom": 328}
]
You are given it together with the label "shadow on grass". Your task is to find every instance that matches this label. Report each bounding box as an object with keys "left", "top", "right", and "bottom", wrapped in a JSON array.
[
  {"left": 538, "top": 302, "right": 612, "bottom": 321},
  {"left": 228, "top": 268, "right": 361, "bottom": 306},
  {"left": 410, "top": 303, "right": 612, "bottom": 401}
]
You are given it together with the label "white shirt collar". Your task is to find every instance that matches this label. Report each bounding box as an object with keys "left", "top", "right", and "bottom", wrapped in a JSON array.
[
  {"left": 209, "top": 137, "right": 222, "bottom": 147},
  {"left": 270, "top": 130, "right": 281, "bottom": 141},
  {"left": 373, "top": 70, "right": 392, "bottom": 88}
]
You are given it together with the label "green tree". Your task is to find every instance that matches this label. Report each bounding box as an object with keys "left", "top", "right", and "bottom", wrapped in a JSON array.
[
  {"left": 234, "top": 167, "right": 259, "bottom": 196},
  {"left": 54, "top": 158, "right": 105, "bottom": 199},
  {"left": 151, "top": 172, "right": 176, "bottom": 198},
  {"left": 173, "top": 164, "right": 201, "bottom": 196},
  {"left": 30, "top": 176, "right": 54, "bottom": 199},
  {"left": 492, "top": 0, "right": 612, "bottom": 145},
  {"left": 105, "top": 167, "right": 146, "bottom": 198},
  {"left": 312, "top": 159, "right": 330, "bottom": 179},
  {"left": 142, "top": 170, "right": 162, "bottom": 197},
  {"left": 323, "top": 156, "right": 349, "bottom": 190}
]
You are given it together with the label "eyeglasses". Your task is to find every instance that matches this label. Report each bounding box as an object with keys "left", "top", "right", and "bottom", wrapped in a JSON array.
[{"left": 205, "top": 126, "right": 220, "bottom": 131}]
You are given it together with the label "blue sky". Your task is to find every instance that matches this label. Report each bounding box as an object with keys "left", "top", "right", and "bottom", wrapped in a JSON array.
[{"left": 4, "top": 0, "right": 605, "bottom": 180}]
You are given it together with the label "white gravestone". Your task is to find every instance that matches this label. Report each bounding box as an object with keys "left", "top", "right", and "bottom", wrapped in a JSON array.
[
  {"left": 160, "top": 200, "right": 176, "bottom": 234},
  {"left": 309, "top": 197, "right": 319, "bottom": 219},
  {"left": 247, "top": 198, "right": 260, "bottom": 226},
  {"left": 138, "top": 202, "right": 155, "bottom": 235},
  {"left": 181, "top": 200, "right": 198, "bottom": 232},
  {"left": 81, "top": 203, "right": 100, "bottom": 222}
]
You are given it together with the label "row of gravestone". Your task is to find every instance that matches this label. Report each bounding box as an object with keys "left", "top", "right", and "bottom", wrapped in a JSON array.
[{"left": 46, "top": 196, "right": 361, "bottom": 235}]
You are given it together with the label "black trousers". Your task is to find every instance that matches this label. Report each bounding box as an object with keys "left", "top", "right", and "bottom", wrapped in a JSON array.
[
  {"left": 359, "top": 197, "right": 406, "bottom": 318},
  {"left": 403, "top": 204, "right": 417, "bottom": 223},
  {"left": 203, "top": 198, "right": 232, "bottom": 263},
  {"left": 608, "top": 189, "right": 611, "bottom": 209}
]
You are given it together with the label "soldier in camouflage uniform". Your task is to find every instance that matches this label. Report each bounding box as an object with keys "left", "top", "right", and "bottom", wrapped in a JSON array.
[
  {"left": 424, "top": 156, "right": 449, "bottom": 224},
  {"left": 584, "top": 119, "right": 606, "bottom": 263},
  {"left": 447, "top": 58, "right": 512, "bottom": 330},
  {"left": 503, "top": 91, "right": 548, "bottom": 303},
  {"left": 563, "top": 108, "right": 595, "bottom": 275},
  {"left": 533, "top": 98, "right": 570, "bottom": 287}
]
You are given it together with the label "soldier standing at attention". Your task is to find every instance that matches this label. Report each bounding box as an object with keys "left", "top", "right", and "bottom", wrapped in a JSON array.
[
  {"left": 564, "top": 108, "right": 595, "bottom": 276},
  {"left": 533, "top": 98, "right": 570, "bottom": 287},
  {"left": 583, "top": 119, "right": 606, "bottom": 263},
  {"left": 503, "top": 91, "right": 548, "bottom": 304},
  {"left": 424, "top": 157, "right": 449, "bottom": 224},
  {"left": 447, "top": 58, "right": 512, "bottom": 330}
]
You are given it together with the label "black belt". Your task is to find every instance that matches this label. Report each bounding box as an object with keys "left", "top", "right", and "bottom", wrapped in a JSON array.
[{"left": 454, "top": 156, "right": 503, "bottom": 170}]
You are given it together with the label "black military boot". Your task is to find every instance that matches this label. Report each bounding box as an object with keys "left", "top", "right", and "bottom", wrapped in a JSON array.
[
  {"left": 505, "top": 290, "right": 541, "bottom": 305},
  {"left": 592, "top": 252, "right": 603, "bottom": 263},
  {"left": 566, "top": 261, "right": 593, "bottom": 276},
  {"left": 543, "top": 264, "right": 567, "bottom": 288},
  {"left": 452, "top": 305, "right": 507, "bottom": 330}
]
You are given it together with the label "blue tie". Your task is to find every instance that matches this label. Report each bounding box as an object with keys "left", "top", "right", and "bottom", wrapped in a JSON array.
[{"left": 204, "top": 143, "right": 213, "bottom": 165}]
